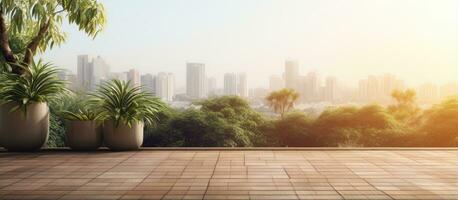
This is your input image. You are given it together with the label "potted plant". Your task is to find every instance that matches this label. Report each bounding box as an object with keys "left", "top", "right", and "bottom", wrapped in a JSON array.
[
  {"left": 58, "top": 93, "right": 102, "bottom": 151},
  {"left": 0, "top": 61, "right": 66, "bottom": 151},
  {"left": 90, "top": 79, "right": 167, "bottom": 151}
]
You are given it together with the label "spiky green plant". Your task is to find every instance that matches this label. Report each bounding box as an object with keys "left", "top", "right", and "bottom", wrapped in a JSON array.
[
  {"left": 90, "top": 79, "right": 167, "bottom": 127},
  {"left": 52, "top": 92, "right": 98, "bottom": 121},
  {"left": 62, "top": 109, "right": 98, "bottom": 121},
  {"left": 0, "top": 60, "right": 67, "bottom": 112}
]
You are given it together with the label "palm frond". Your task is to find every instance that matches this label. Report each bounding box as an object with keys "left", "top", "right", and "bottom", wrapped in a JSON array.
[
  {"left": 0, "top": 60, "right": 67, "bottom": 113},
  {"left": 90, "top": 79, "right": 168, "bottom": 127}
]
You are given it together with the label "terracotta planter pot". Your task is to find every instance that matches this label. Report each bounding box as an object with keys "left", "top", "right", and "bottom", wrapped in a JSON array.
[
  {"left": 66, "top": 120, "right": 102, "bottom": 151},
  {"left": 0, "top": 102, "right": 49, "bottom": 151},
  {"left": 103, "top": 120, "right": 143, "bottom": 151}
]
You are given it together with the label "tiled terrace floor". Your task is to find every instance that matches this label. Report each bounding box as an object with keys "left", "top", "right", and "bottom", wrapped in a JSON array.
[{"left": 0, "top": 149, "right": 458, "bottom": 200}]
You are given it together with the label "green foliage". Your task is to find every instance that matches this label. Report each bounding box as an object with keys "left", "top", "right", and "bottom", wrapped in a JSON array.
[
  {"left": 266, "top": 88, "right": 300, "bottom": 118},
  {"left": 164, "top": 109, "right": 251, "bottom": 147},
  {"left": 53, "top": 92, "right": 98, "bottom": 121},
  {"left": 90, "top": 79, "right": 168, "bottom": 127},
  {"left": 143, "top": 110, "right": 184, "bottom": 147},
  {"left": 47, "top": 110, "right": 66, "bottom": 147},
  {"left": 388, "top": 89, "right": 421, "bottom": 123},
  {"left": 312, "top": 105, "right": 403, "bottom": 147},
  {"left": 0, "top": 60, "right": 66, "bottom": 112},
  {"left": 43, "top": 92, "right": 458, "bottom": 148},
  {"left": 0, "top": 0, "right": 106, "bottom": 57},
  {"left": 419, "top": 97, "right": 458, "bottom": 146},
  {"left": 272, "top": 112, "right": 315, "bottom": 147},
  {"left": 145, "top": 96, "right": 268, "bottom": 147},
  {"left": 199, "top": 96, "right": 268, "bottom": 144}
]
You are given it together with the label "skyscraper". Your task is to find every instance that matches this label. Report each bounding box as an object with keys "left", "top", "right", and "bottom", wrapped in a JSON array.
[
  {"left": 77, "top": 55, "right": 110, "bottom": 91},
  {"left": 206, "top": 77, "right": 217, "bottom": 96},
  {"left": 224, "top": 73, "right": 238, "bottom": 95},
  {"left": 358, "top": 79, "right": 369, "bottom": 101},
  {"left": 77, "top": 55, "right": 93, "bottom": 90},
  {"left": 324, "top": 76, "right": 338, "bottom": 102},
  {"left": 155, "top": 73, "right": 174, "bottom": 102},
  {"left": 284, "top": 60, "right": 299, "bottom": 90},
  {"left": 90, "top": 56, "right": 110, "bottom": 90},
  {"left": 127, "top": 69, "right": 140, "bottom": 87},
  {"left": 141, "top": 74, "right": 155, "bottom": 94},
  {"left": 367, "top": 75, "right": 381, "bottom": 101},
  {"left": 358, "top": 74, "right": 405, "bottom": 103},
  {"left": 238, "top": 73, "right": 248, "bottom": 98},
  {"left": 381, "top": 73, "right": 404, "bottom": 101},
  {"left": 186, "top": 63, "right": 206, "bottom": 99},
  {"left": 110, "top": 72, "right": 128, "bottom": 82},
  {"left": 302, "top": 72, "right": 320, "bottom": 102}
]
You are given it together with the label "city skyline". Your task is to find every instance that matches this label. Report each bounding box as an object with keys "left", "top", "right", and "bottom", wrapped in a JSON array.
[
  {"left": 70, "top": 54, "right": 458, "bottom": 90},
  {"left": 41, "top": 0, "right": 458, "bottom": 88},
  {"left": 68, "top": 54, "right": 458, "bottom": 104}
]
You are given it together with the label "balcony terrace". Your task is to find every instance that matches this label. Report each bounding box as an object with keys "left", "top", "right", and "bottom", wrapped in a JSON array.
[{"left": 0, "top": 148, "right": 457, "bottom": 200}]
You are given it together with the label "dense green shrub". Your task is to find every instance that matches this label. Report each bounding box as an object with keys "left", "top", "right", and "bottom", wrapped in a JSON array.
[
  {"left": 47, "top": 95, "right": 458, "bottom": 148},
  {"left": 144, "top": 96, "right": 268, "bottom": 147},
  {"left": 312, "top": 105, "right": 405, "bottom": 147},
  {"left": 145, "top": 109, "right": 251, "bottom": 147},
  {"left": 419, "top": 98, "right": 458, "bottom": 146},
  {"left": 271, "top": 112, "right": 315, "bottom": 147},
  {"left": 47, "top": 111, "right": 66, "bottom": 147}
]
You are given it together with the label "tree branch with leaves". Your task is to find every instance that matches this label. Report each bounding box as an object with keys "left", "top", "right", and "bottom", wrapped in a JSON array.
[
  {"left": 0, "top": 0, "right": 106, "bottom": 74},
  {"left": 266, "top": 88, "right": 300, "bottom": 118}
]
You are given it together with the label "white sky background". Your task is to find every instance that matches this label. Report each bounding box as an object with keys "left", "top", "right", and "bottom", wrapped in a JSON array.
[{"left": 42, "top": 0, "right": 458, "bottom": 89}]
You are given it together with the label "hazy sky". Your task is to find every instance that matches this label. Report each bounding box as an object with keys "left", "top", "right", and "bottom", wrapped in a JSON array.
[{"left": 42, "top": 0, "right": 458, "bottom": 88}]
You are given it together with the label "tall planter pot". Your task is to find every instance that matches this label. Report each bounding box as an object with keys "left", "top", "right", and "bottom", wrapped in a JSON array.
[
  {"left": 0, "top": 102, "right": 49, "bottom": 151},
  {"left": 103, "top": 120, "right": 143, "bottom": 151},
  {"left": 66, "top": 120, "right": 102, "bottom": 151}
]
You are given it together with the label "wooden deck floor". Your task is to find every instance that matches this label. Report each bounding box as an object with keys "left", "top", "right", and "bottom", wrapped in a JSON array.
[{"left": 1, "top": 150, "right": 457, "bottom": 199}]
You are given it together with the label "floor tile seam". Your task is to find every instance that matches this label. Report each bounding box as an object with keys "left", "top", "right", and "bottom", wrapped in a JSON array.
[
  {"left": 57, "top": 152, "right": 138, "bottom": 200},
  {"left": 160, "top": 151, "right": 199, "bottom": 200},
  {"left": 346, "top": 158, "right": 396, "bottom": 200},
  {"left": 202, "top": 151, "right": 221, "bottom": 199},
  {"left": 119, "top": 156, "right": 165, "bottom": 200}
]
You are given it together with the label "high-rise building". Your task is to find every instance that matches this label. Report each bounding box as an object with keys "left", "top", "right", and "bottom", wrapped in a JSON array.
[
  {"left": 381, "top": 74, "right": 405, "bottom": 102},
  {"left": 367, "top": 75, "right": 381, "bottom": 101},
  {"left": 58, "top": 69, "right": 78, "bottom": 90},
  {"left": 238, "top": 73, "right": 248, "bottom": 98},
  {"left": 186, "top": 63, "right": 206, "bottom": 99},
  {"left": 301, "top": 72, "right": 320, "bottom": 102},
  {"left": 77, "top": 55, "right": 110, "bottom": 91},
  {"left": 127, "top": 69, "right": 140, "bottom": 87},
  {"left": 284, "top": 60, "right": 299, "bottom": 90},
  {"left": 358, "top": 79, "right": 368, "bottom": 101},
  {"left": 224, "top": 73, "right": 238, "bottom": 95},
  {"left": 90, "top": 56, "right": 110, "bottom": 90},
  {"left": 110, "top": 72, "right": 128, "bottom": 82},
  {"left": 358, "top": 74, "right": 405, "bottom": 103},
  {"left": 77, "top": 55, "right": 93, "bottom": 90},
  {"left": 206, "top": 77, "right": 217, "bottom": 96},
  {"left": 155, "top": 72, "right": 174, "bottom": 102},
  {"left": 141, "top": 74, "right": 155, "bottom": 94},
  {"left": 324, "top": 76, "right": 338, "bottom": 102},
  {"left": 269, "top": 75, "right": 284, "bottom": 91},
  {"left": 382, "top": 74, "right": 396, "bottom": 96}
]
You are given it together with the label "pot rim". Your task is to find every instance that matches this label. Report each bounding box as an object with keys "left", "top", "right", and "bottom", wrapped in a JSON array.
[{"left": 103, "top": 119, "right": 144, "bottom": 126}]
